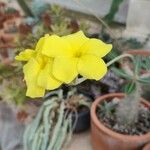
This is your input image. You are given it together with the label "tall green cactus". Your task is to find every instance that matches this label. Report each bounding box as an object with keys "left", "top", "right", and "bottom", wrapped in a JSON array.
[{"left": 17, "top": 0, "right": 34, "bottom": 17}]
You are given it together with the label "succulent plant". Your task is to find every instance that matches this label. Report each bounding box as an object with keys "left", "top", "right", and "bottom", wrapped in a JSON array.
[
  {"left": 112, "top": 55, "right": 150, "bottom": 125},
  {"left": 112, "top": 56, "right": 150, "bottom": 93},
  {"left": 23, "top": 88, "right": 91, "bottom": 150}
]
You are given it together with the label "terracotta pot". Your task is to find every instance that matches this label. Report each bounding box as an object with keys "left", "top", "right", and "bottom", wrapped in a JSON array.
[
  {"left": 143, "top": 143, "right": 150, "bottom": 150},
  {"left": 91, "top": 93, "right": 150, "bottom": 150},
  {"left": 126, "top": 50, "right": 150, "bottom": 56},
  {"left": 122, "top": 50, "right": 150, "bottom": 69}
]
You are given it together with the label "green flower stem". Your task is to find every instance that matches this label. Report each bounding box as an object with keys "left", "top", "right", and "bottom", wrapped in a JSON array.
[
  {"left": 70, "top": 77, "right": 87, "bottom": 85},
  {"left": 106, "top": 53, "right": 133, "bottom": 67}
]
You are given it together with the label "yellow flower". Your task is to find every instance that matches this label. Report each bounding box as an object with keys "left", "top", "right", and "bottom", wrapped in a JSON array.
[
  {"left": 15, "top": 37, "right": 62, "bottom": 98},
  {"left": 42, "top": 31, "right": 112, "bottom": 83},
  {"left": 15, "top": 31, "right": 112, "bottom": 98}
]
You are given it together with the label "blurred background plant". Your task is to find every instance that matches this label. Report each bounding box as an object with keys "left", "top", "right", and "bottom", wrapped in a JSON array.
[
  {"left": 16, "top": 3, "right": 89, "bottom": 50},
  {"left": 0, "top": 62, "right": 26, "bottom": 105}
]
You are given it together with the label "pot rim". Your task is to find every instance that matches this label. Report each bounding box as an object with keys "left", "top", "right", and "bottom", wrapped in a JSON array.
[
  {"left": 125, "top": 50, "right": 150, "bottom": 56},
  {"left": 91, "top": 93, "right": 150, "bottom": 142},
  {"left": 143, "top": 142, "right": 150, "bottom": 150}
]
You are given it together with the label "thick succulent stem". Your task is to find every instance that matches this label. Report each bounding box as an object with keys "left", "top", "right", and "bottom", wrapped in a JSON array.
[
  {"left": 54, "top": 117, "right": 70, "bottom": 150},
  {"left": 116, "top": 82, "right": 142, "bottom": 125},
  {"left": 47, "top": 102, "right": 65, "bottom": 150},
  {"left": 106, "top": 53, "right": 133, "bottom": 67},
  {"left": 41, "top": 103, "right": 57, "bottom": 150}
]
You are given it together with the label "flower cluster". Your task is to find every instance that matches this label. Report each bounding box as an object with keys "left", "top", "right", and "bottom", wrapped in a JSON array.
[{"left": 15, "top": 31, "right": 112, "bottom": 98}]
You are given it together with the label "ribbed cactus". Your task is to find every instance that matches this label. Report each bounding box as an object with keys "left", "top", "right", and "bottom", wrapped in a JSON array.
[{"left": 23, "top": 97, "right": 72, "bottom": 150}]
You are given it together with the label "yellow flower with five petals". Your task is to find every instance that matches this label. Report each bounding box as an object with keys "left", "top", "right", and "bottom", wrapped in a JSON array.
[
  {"left": 42, "top": 31, "right": 112, "bottom": 83},
  {"left": 16, "top": 31, "right": 112, "bottom": 98}
]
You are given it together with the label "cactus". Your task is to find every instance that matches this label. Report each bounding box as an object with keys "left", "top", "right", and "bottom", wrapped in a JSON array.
[
  {"left": 17, "top": 0, "right": 34, "bottom": 17},
  {"left": 116, "top": 83, "right": 142, "bottom": 125},
  {"left": 112, "top": 55, "right": 150, "bottom": 125},
  {"left": 23, "top": 87, "right": 90, "bottom": 150},
  {"left": 23, "top": 97, "right": 72, "bottom": 150}
]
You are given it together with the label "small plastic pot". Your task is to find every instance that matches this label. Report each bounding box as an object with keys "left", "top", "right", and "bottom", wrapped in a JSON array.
[{"left": 72, "top": 105, "right": 90, "bottom": 133}]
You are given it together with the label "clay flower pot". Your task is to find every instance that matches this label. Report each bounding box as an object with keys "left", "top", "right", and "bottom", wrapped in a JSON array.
[
  {"left": 91, "top": 93, "right": 150, "bottom": 150},
  {"left": 143, "top": 143, "right": 150, "bottom": 150},
  {"left": 121, "top": 50, "right": 150, "bottom": 69},
  {"left": 126, "top": 50, "right": 150, "bottom": 56}
]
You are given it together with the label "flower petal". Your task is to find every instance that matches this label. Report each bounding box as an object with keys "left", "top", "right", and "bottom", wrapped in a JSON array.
[
  {"left": 78, "top": 55, "right": 107, "bottom": 80},
  {"left": 80, "top": 39, "right": 112, "bottom": 57},
  {"left": 42, "top": 35, "right": 72, "bottom": 57},
  {"left": 26, "top": 85, "right": 45, "bottom": 98},
  {"left": 63, "top": 31, "right": 89, "bottom": 54},
  {"left": 35, "top": 37, "right": 45, "bottom": 52},
  {"left": 23, "top": 58, "right": 45, "bottom": 98},
  {"left": 53, "top": 57, "right": 78, "bottom": 83},
  {"left": 37, "top": 60, "right": 62, "bottom": 90},
  {"left": 15, "top": 49, "right": 35, "bottom": 61}
]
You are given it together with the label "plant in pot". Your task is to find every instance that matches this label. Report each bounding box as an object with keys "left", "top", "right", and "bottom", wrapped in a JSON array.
[{"left": 91, "top": 54, "right": 150, "bottom": 150}]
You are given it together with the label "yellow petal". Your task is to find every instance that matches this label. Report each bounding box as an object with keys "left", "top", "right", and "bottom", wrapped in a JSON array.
[
  {"left": 23, "top": 58, "right": 45, "bottom": 98},
  {"left": 80, "top": 39, "right": 112, "bottom": 57},
  {"left": 15, "top": 49, "right": 35, "bottom": 61},
  {"left": 35, "top": 37, "right": 45, "bottom": 52},
  {"left": 63, "top": 31, "right": 89, "bottom": 54},
  {"left": 42, "top": 35, "right": 72, "bottom": 57},
  {"left": 37, "top": 60, "right": 62, "bottom": 90},
  {"left": 78, "top": 55, "right": 107, "bottom": 80},
  {"left": 53, "top": 57, "right": 78, "bottom": 83},
  {"left": 26, "top": 85, "right": 45, "bottom": 98}
]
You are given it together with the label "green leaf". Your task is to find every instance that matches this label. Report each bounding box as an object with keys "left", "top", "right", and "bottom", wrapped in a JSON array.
[
  {"left": 124, "top": 82, "right": 136, "bottom": 94},
  {"left": 104, "top": 0, "right": 124, "bottom": 24},
  {"left": 134, "top": 56, "right": 141, "bottom": 76},
  {"left": 111, "top": 67, "right": 132, "bottom": 79},
  {"left": 142, "top": 57, "right": 150, "bottom": 70},
  {"left": 17, "top": 0, "right": 34, "bottom": 17},
  {"left": 138, "top": 77, "right": 150, "bottom": 84}
]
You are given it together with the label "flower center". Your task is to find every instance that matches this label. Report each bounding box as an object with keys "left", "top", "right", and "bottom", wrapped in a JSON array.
[{"left": 75, "top": 52, "right": 82, "bottom": 58}]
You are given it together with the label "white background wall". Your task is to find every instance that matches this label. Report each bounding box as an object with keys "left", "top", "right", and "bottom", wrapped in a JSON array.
[
  {"left": 45, "top": 0, "right": 129, "bottom": 23},
  {"left": 124, "top": 0, "right": 150, "bottom": 39}
]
